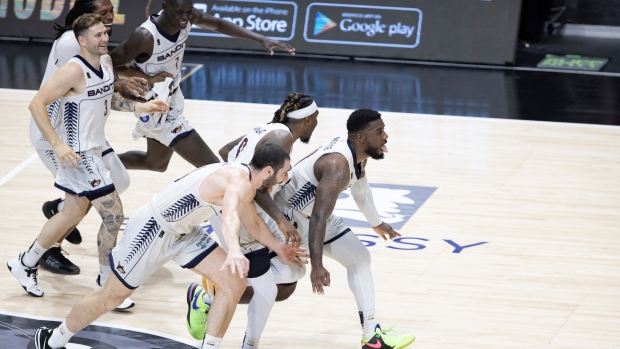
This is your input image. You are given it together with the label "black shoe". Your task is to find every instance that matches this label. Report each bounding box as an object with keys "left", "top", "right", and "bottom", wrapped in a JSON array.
[
  {"left": 34, "top": 327, "right": 66, "bottom": 349},
  {"left": 39, "top": 247, "right": 80, "bottom": 275},
  {"left": 42, "top": 199, "right": 82, "bottom": 245}
]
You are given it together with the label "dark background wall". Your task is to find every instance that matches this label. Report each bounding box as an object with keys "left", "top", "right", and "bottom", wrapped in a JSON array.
[{"left": 561, "top": 0, "right": 620, "bottom": 26}]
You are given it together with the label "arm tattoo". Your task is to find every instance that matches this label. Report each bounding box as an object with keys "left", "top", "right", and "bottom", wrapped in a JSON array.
[{"left": 111, "top": 92, "right": 135, "bottom": 112}]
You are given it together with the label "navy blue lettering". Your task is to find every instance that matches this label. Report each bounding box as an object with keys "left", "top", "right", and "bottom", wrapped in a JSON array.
[
  {"left": 444, "top": 239, "right": 488, "bottom": 253},
  {"left": 387, "top": 237, "right": 427, "bottom": 250}
]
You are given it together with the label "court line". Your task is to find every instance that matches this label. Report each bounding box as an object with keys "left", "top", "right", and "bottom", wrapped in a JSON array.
[
  {"left": 180, "top": 63, "right": 204, "bottom": 83},
  {"left": 0, "top": 310, "right": 200, "bottom": 348},
  {"left": 0, "top": 153, "right": 38, "bottom": 188}
]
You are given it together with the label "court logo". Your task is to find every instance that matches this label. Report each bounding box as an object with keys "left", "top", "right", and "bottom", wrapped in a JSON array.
[
  {"left": 335, "top": 183, "right": 436, "bottom": 230},
  {"left": 191, "top": 1, "right": 297, "bottom": 40},
  {"left": 304, "top": 3, "right": 423, "bottom": 48},
  {"left": 313, "top": 11, "right": 337, "bottom": 35}
]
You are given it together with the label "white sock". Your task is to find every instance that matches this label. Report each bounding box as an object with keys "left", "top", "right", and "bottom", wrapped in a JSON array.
[
  {"left": 201, "top": 335, "right": 222, "bottom": 348},
  {"left": 98, "top": 264, "right": 111, "bottom": 286},
  {"left": 22, "top": 240, "right": 47, "bottom": 267},
  {"left": 362, "top": 310, "right": 379, "bottom": 338},
  {"left": 57, "top": 199, "right": 65, "bottom": 211},
  {"left": 244, "top": 272, "right": 278, "bottom": 348},
  {"left": 48, "top": 319, "right": 75, "bottom": 348}
]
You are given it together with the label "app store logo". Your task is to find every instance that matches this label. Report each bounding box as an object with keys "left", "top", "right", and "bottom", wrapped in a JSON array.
[{"left": 304, "top": 3, "right": 422, "bottom": 48}]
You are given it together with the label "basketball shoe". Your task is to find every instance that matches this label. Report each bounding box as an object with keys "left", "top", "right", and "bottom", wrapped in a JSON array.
[
  {"left": 42, "top": 199, "right": 82, "bottom": 244},
  {"left": 7, "top": 253, "right": 43, "bottom": 297},
  {"left": 40, "top": 246, "right": 80, "bottom": 275},
  {"left": 34, "top": 327, "right": 66, "bottom": 349},
  {"left": 95, "top": 275, "right": 135, "bottom": 310},
  {"left": 186, "top": 279, "right": 215, "bottom": 340},
  {"left": 361, "top": 325, "right": 415, "bottom": 349}
]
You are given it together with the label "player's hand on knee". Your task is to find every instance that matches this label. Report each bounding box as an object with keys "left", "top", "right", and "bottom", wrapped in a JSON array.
[
  {"left": 372, "top": 222, "right": 401, "bottom": 241},
  {"left": 53, "top": 144, "right": 81, "bottom": 169},
  {"left": 278, "top": 243, "right": 308, "bottom": 269},
  {"left": 221, "top": 248, "right": 249, "bottom": 278},
  {"left": 310, "top": 265, "right": 330, "bottom": 295}
]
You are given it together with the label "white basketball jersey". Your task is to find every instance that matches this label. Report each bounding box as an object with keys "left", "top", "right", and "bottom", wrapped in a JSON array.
[
  {"left": 29, "top": 30, "right": 80, "bottom": 150},
  {"left": 150, "top": 162, "right": 250, "bottom": 237},
  {"left": 228, "top": 123, "right": 291, "bottom": 164},
  {"left": 132, "top": 13, "right": 190, "bottom": 117},
  {"left": 61, "top": 56, "right": 114, "bottom": 152},
  {"left": 276, "top": 135, "right": 361, "bottom": 216}
]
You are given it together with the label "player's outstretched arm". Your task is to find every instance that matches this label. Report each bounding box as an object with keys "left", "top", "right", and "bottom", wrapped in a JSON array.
[
  {"left": 29, "top": 62, "right": 83, "bottom": 169},
  {"left": 110, "top": 92, "right": 169, "bottom": 114},
  {"left": 190, "top": 9, "right": 295, "bottom": 56}
]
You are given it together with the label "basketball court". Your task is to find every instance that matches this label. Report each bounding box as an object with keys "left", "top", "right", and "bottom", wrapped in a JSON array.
[{"left": 1, "top": 84, "right": 618, "bottom": 348}]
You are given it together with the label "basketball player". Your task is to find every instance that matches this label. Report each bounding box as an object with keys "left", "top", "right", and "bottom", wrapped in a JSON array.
[
  {"left": 34, "top": 144, "right": 299, "bottom": 349},
  {"left": 109, "top": 0, "right": 296, "bottom": 173},
  {"left": 34, "top": 0, "right": 151, "bottom": 280},
  {"left": 269, "top": 109, "right": 415, "bottom": 349},
  {"left": 7, "top": 14, "right": 169, "bottom": 308},
  {"left": 185, "top": 94, "right": 318, "bottom": 347}
]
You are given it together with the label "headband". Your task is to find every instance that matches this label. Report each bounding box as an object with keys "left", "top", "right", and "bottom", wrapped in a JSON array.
[{"left": 286, "top": 101, "right": 318, "bottom": 119}]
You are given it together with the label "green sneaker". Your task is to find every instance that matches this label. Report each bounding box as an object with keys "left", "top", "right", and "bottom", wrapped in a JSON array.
[
  {"left": 186, "top": 282, "right": 210, "bottom": 340},
  {"left": 361, "top": 325, "right": 415, "bottom": 349}
]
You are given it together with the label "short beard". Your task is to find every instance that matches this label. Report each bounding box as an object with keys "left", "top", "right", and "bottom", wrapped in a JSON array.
[
  {"left": 366, "top": 146, "right": 384, "bottom": 160},
  {"left": 258, "top": 172, "right": 279, "bottom": 193},
  {"left": 300, "top": 136, "right": 310, "bottom": 144}
]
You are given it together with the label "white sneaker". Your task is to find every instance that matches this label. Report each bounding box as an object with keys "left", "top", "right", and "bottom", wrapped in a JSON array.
[
  {"left": 96, "top": 275, "right": 135, "bottom": 311},
  {"left": 115, "top": 297, "right": 135, "bottom": 310},
  {"left": 7, "top": 253, "right": 44, "bottom": 297}
]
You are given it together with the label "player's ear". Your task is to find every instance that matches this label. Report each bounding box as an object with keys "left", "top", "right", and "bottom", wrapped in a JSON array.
[
  {"left": 77, "top": 35, "right": 87, "bottom": 47},
  {"left": 356, "top": 132, "right": 366, "bottom": 144}
]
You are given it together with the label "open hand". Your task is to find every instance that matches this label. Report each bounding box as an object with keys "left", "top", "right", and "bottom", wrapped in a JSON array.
[
  {"left": 136, "top": 100, "right": 169, "bottom": 114},
  {"left": 278, "top": 243, "right": 308, "bottom": 269},
  {"left": 52, "top": 143, "right": 81, "bottom": 169},
  {"left": 372, "top": 222, "right": 401, "bottom": 241},
  {"left": 261, "top": 37, "right": 295, "bottom": 56},
  {"left": 221, "top": 249, "right": 249, "bottom": 278}
]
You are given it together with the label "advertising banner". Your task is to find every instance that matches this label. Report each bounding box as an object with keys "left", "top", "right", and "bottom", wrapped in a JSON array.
[{"left": 0, "top": 0, "right": 523, "bottom": 65}]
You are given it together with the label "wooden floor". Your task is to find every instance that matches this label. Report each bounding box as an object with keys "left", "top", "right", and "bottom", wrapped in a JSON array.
[{"left": 1, "top": 88, "right": 619, "bottom": 348}]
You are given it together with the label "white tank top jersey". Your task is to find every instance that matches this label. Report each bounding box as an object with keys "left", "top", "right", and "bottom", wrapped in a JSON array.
[
  {"left": 275, "top": 135, "right": 362, "bottom": 217},
  {"left": 29, "top": 30, "right": 80, "bottom": 150},
  {"left": 149, "top": 162, "right": 251, "bottom": 237},
  {"left": 228, "top": 123, "right": 292, "bottom": 164},
  {"left": 132, "top": 12, "right": 190, "bottom": 117},
  {"left": 61, "top": 55, "right": 114, "bottom": 152}
]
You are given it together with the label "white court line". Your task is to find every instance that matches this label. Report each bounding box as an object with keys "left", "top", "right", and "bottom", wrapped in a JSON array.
[{"left": 0, "top": 153, "right": 38, "bottom": 188}]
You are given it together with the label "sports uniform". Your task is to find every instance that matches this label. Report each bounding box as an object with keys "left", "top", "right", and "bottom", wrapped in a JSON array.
[
  {"left": 130, "top": 13, "right": 194, "bottom": 147},
  {"left": 110, "top": 163, "right": 250, "bottom": 289},
  {"left": 53, "top": 56, "right": 116, "bottom": 200},
  {"left": 31, "top": 30, "right": 130, "bottom": 194}
]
